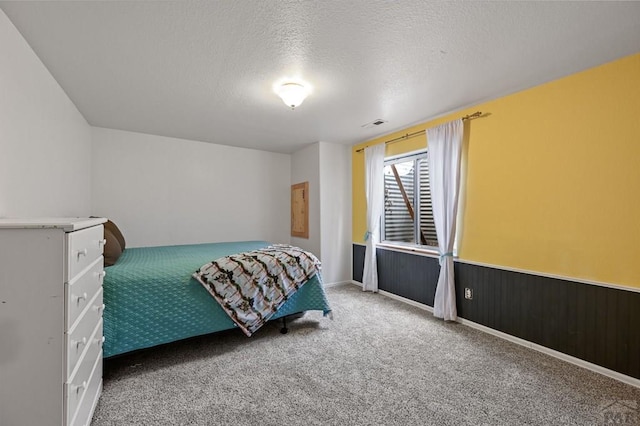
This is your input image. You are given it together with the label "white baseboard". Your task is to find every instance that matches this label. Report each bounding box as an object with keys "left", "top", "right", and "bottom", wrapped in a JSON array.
[
  {"left": 379, "top": 289, "right": 434, "bottom": 313},
  {"left": 352, "top": 281, "right": 640, "bottom": 389},
  {"left": 457, "top": 317, "right": 640, "bottom": 389},
  {"left": 323, "top": 280, "right": 354, "bottom": 288}
]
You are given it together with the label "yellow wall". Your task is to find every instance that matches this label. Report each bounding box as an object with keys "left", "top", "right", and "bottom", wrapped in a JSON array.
[{"left": 352, "top": 53, "right": 640, "bottom": 288}]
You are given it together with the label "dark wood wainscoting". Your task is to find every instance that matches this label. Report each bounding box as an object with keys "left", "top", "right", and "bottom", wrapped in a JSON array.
[{"left": 352, "top": 244, "right": 640, "bottom": 380}]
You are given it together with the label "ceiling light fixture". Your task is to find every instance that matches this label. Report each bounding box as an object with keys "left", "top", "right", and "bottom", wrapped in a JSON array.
[{"left": 275, "top": 82, "right": 309, "bottom": 109}]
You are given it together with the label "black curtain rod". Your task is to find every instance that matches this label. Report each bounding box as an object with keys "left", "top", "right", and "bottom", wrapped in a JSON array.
[{"left": 355, "top": 111, "right": 482, "bottom": 153}]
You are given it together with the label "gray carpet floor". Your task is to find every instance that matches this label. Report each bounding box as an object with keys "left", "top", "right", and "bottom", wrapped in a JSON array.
[{"left": 92, "top": 283, "right": 640, "bottom": 425}]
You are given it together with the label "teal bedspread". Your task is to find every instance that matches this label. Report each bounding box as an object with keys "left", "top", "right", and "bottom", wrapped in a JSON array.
[{"left": 103, "top": 241, "right": 331, "bottom": 358}]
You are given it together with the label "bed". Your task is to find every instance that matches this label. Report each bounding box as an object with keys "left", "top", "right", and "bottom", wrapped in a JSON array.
[{"left": 103, "top": 240, "right": 331, "bottom": 358}]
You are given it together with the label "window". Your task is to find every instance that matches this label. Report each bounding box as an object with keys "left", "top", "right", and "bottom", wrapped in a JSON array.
[{"left": 382, "top": 151, "right": 438, "bottom": 247}]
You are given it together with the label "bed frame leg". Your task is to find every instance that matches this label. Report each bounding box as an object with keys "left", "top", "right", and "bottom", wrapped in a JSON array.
[{"left": 280, "top": 316, "right": 288, "bottom": 334}]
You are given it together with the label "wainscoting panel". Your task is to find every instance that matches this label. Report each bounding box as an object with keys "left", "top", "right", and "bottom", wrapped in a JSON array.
[
  {"left": 352, "top": 243, "right": 640, "bottom": 380},
  {"left": 352, "top": 243, "right": 365, "bottom": 283},
  {"left": 377, "top": 248, "right": 439, "bottom": 306}
]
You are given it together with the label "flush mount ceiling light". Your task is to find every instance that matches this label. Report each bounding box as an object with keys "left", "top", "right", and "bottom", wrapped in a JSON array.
[{"left": 275, "top": 82, "right": 310, "bottom": 109}]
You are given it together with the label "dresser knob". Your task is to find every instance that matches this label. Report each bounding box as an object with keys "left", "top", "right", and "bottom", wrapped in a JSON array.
[
  {"left": 94, "top": 336, "right": 106, "bottom": 347},
  {"left": 75, "top": 381, "right": 87, "bottom": 394},
  {"left": 98, "top": 239, "right": 107, "bottom": 247},
  {"left": 76, "top": 248, "right": 88, "bottom": 259},
  {"left": 75, "top": 292, "right": 88, "bottom": 304},
  {"left": 73, "top": 337, "right": 87, "bottom": 349},
  {"left": 93, "top": 303, "right": 106, "bottom": 314},
  {"left": 97, "top": 271, "right": 106, "bottom": 283}
]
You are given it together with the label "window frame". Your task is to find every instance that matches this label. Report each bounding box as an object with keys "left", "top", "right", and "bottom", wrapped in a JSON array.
[
  {"left": 381, "top": 150, "right": 434, "bottom": 250},
  {"left": 378, "top": 149, "right": 460, "bottom": 257}
]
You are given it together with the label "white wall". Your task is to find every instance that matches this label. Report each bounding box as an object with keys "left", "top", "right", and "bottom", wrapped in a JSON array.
[
  {"left": 0, "top": 10, "right": 91, "bottom": 218},
  {"left": 0, "top": 6, "right": 351, "bottom": 284},
  {"left": 319, "top": 142, "right": 352, "bottom": 284},
  {"left": 290, "top": 143, "right": 321, "bottom": 259},
  {"left": 91, "top": 127, "right": 291, "bottom": 248},
  {"left": 291, "top": 142, "right": 352, "bottom": 284}
]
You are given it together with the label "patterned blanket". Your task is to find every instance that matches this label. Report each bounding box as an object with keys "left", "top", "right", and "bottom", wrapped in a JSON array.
[{"left": 192, "top": 245, "right": 321, "bottom": 336}]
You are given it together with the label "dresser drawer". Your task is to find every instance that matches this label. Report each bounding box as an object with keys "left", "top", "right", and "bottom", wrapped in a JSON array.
[
  {"left": 66, "top": 257, "right": 104, "bottom": 330},
  {"left": 66, "top": 225, "right": 105, "bottom": 281},
  {"left": 66, "top": 322, "right": 103, "bottom": 424},
  {"left": 66, "top": 289, "right": 104, "bottom": 377},
  {"left": 70, "top": 352, "right": 102, "bottom": 426}
]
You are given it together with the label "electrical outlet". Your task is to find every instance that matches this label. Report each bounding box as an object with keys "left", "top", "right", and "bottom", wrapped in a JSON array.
[{"left": 464, "top": 288, "right": 473, "bottom": 300}]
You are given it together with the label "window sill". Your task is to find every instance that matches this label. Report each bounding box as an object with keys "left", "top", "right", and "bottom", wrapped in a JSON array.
[{"left": 377, "top": 242, "right": 444, "bottom": 259}]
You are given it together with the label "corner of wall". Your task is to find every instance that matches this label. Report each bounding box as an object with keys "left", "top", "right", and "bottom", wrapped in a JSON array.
[{"left": 0, "top": 9, "right": 92, "bottom": 217}]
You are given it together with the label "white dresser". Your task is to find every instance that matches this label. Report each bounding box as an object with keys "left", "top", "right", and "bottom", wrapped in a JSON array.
[{"left": 0, "top": 218, "right": 107, "bottom": 426}]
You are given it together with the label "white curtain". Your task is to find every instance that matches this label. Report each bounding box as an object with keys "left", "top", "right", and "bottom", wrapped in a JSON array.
[
  {"left": 427, "top": 119, "right": 463, "bottom": 321},
  {"left": 362, "top": 144, "right": 385, "bottom": 292}
]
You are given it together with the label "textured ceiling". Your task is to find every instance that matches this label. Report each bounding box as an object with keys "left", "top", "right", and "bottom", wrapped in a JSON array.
[{"left": 1, "top": 1, "right": 639, "bottom": 154}]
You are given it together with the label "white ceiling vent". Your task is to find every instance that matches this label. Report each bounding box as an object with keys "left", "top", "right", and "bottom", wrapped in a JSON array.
[{"left": 361, "top": 119, "right": 388, "bottom": 129}]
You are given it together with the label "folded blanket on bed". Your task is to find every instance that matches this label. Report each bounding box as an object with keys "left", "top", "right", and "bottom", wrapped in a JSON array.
[{"left": 192, "top": 244, "right": 321, "bottom": 336}]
